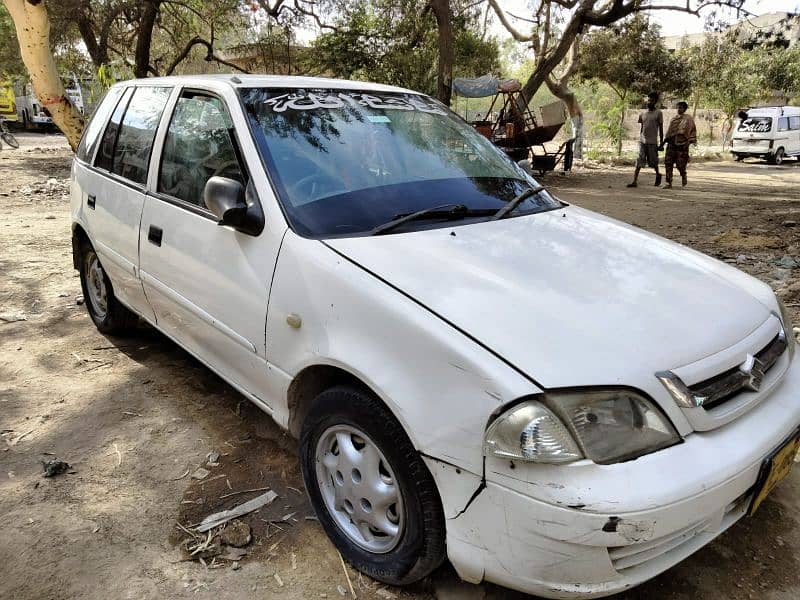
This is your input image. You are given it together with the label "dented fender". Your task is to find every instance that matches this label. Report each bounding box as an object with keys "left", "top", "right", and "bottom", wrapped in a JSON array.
[{"left": 265, "top": 231, "right": 540, "bottom": 474}]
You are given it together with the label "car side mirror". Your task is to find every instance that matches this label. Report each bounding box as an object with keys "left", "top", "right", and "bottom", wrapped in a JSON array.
[
  {"left": 203, "top": 176, "right": 264, "bottom": 236},
  {"left": 205, "top": 176, "right": 247, "bottom": 226}
]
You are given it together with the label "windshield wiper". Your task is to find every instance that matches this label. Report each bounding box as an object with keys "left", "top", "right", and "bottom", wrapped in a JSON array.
[
  {"left": 491, "top": 186, "right": 546, "bottom": 221},
  {"left": 370, "top": 203, "right": 496, "bottom": 236}
]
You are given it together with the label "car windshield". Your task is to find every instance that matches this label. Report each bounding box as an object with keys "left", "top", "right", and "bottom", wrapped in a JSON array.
[
  {"left": 737, "top": 116, "right": 772, "bottom": 133},
  {"left": 239, "top": 87, "right": 561, "bottom": 237}
]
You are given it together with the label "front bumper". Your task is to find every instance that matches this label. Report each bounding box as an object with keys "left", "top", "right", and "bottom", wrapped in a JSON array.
[{"left": 429, "top": 347, "right": 800, "bottom": 599}]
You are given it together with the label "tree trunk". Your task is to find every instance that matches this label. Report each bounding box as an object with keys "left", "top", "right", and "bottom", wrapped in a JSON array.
[
  {"left": 617, "top": 91, "right": 627, "bottom": 158},
  {"left": 546, "top": 78, "right": 584, "bottom": 160},
  {"left": 3, "top": 0, "right": 84, "bottom": 151},
  {"left": 430, "top": 0, "right": 453, "bottom": 106},
  {"left": 134, "top": 0, "right": 160, "bottom": 78},
  {"left": 519, "top": 15, "right": 584, "bottom": 108}
]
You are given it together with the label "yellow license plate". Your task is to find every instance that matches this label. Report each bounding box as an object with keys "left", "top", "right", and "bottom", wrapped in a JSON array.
[{"left": 748, "top": 430, "right": 800, "bottom": 516}]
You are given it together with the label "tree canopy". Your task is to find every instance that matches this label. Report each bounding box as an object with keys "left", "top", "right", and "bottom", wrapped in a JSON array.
[
  {"left": 304, "top": 0, "right": 500, "bottom": 103},
  {"left": 578, "top": 17, "right": 689, "bottom": 103}
]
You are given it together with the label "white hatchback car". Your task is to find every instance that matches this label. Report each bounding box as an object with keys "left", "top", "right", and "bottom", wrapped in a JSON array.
[{"left": 71, "top": 75, "right": 798, "bottom": 598}]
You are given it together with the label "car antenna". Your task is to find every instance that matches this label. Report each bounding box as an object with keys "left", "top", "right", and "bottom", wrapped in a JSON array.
[{"left": 231, "top": 76, "right": 242, "bottom": 84}]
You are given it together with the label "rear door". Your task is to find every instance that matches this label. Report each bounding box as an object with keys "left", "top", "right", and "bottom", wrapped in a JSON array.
[
  {"left": 85, "top": 84, "right": 173, "bottom": 321},
  {"left": 788, "top": 115, "right": 800, "bottom": 156},
  {"left": 138, "top": 87, "right": 282, "bottom": 405}
]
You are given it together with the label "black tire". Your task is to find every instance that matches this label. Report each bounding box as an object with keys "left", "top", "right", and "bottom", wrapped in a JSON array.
[
  {"left": 300, "top": 386, "right": 446, "bottom": 586},
  {"left": 773, "top": 148, "right": 785, "bottom": 165},
  {"left": 1, "top": 131, "right": 19, "bottom": 149},
  {"left": 78, "top": 241, "right": 137, "bottom": 335}
]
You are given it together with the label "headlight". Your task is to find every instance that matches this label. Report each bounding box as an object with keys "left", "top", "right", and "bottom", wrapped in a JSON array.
[
  {"left": 546, "top": 389, "right": 681, "bottom": 464},
  {"left": 484, "top": 389, "right": 680, "bottom": 465},
  {"left": 778, "top": 297, "right": 796, "bottom": 361},
  {"left": 484, "top": 401, "right": 582, "bottom": 463}
]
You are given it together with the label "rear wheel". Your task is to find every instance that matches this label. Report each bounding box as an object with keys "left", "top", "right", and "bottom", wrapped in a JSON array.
[
  {"left": 300, "top": 386, "right": 446, "bottom": 585},
  {"left": 78, "top": 242, "right": 137, "bottom": 335}
]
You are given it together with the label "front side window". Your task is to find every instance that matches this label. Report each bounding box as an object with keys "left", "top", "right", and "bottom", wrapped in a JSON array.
[
  {"left": 158, "top": 92, "right": 244, "bottom": 207},
  {"left": 111, "top": 86, "right": 172, "bottom": 185},
  {"left": 737, "top": 116, "right": 772, "bottom": 133},
  {"left": 240, "top": 87, "right": 558, "bottom": 237},
  {"left": 778, "top": 117, "right": 789, "bottom": 132}
]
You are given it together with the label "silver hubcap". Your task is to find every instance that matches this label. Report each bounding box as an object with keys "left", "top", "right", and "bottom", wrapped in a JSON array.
[
  {"left": 315, "top": 425, "right": 404, "bottom": 553},
  {"left": 85, "top": 253, "right": 108, "bottom": 319}
]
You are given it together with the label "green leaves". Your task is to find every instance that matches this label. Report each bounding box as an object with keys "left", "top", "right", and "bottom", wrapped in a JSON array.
[
  {"left": 578, "top": 16, "right": 690, "bottom": 104},
  {"left": 305, "top": 0, "right": 499, "bottom": 99}
]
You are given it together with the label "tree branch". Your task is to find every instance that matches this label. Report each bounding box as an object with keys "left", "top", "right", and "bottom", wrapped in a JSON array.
[
  {"left": 292, "top": 0, "right": 337, "bottom": 31},
  {"left": 164, "top": 36, "right": 251, "bottom": 75},
  {"left": 487, "top": 0, "right": 535, "bottom": 42}
]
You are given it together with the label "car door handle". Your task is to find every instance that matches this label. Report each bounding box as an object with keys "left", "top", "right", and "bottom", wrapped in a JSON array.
[
  {"left": 148, "top": 225, "right": 163, "bottom": 247},
  {"left": 87, "top": 194, "right": 96, "bottom": 209}
]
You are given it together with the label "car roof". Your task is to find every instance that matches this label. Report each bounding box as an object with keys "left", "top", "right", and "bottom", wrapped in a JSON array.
[
  {"left": 111, "top": 74, "right": 421, "bottom": 96},
  {"left": 747, "top": 106, "right": 800, "bottom": 116}
]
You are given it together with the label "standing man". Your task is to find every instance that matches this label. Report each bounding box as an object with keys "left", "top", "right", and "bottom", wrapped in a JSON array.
[
  {"left": 661, "top": 101, "right": 697, "bottom": 188},
  {"left": 627, "top": 91, "right": 663, "bottom": 188}
]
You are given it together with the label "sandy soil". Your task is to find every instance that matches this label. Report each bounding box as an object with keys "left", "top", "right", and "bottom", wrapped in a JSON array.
[{"left": 1, "top": 134, "right": 800, "bottom": 600}]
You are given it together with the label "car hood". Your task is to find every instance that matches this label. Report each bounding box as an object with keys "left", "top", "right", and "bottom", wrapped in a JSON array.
[{"left": 324, "top": 205, "right": 773, "bottom": 388}]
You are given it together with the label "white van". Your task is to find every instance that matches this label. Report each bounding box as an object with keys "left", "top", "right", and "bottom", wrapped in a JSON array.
[
  {"left": 14, "top": 80, "right": 53, "bottom": 129},
  {"left": 731, "top": 106, "right": 800, "bottom": 164}
]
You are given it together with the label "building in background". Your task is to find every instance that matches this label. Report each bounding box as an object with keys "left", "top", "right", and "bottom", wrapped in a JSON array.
[{"left": 663, "top": 12, "right": 800, "bottom": 51}]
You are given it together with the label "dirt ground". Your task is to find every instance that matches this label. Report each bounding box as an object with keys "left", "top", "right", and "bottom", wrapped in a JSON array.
[{"left": 2, "top": 133, "right": 800, "bottom": 600}]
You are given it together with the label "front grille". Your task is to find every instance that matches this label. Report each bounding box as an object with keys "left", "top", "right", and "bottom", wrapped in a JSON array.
[{"left": 690, "top": 333, "right": 787, "bottom": 410}]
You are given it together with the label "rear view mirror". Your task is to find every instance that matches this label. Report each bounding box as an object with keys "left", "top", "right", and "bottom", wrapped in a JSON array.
[{"left": 203, "top": 177, "right": 264, "bottom": 236}]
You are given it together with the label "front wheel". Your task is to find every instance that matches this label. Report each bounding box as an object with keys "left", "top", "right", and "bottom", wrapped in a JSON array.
[
  {"left": 300, "top": 386, "right": 446, "bottom": 585},
  {"left": 78, "top": 242, "right": 137, "bottom": 335}
]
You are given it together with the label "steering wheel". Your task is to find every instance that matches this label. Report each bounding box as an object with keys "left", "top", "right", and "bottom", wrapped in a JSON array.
[{"left": 289, "top": 172, "right": 346, "bottom": 201}]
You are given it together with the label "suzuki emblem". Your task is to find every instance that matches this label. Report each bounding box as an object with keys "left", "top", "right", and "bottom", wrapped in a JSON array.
[{"left": 740, "top": 354, "right": 766, "bottom": 392}]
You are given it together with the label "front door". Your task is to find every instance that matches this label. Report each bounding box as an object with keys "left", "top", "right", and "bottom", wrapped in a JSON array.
[{"left": 138, "top": 88, "right": 281, "bottom": 404}]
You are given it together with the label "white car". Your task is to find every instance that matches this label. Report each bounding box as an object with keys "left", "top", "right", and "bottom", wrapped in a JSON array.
[{"left": 70, "top": 76, "right": 799, "bottom": 599}]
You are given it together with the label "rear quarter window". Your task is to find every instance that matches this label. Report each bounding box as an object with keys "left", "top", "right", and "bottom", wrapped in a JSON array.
[
  {"left": 110, "top": 86, "right": 172, "bottom": 185},
  {"left": 76, "top": 87, "right": 124, "bottom": 163}
]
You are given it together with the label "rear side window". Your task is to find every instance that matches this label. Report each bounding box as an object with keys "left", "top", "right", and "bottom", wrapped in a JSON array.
[
  {"left": 158, "top": 92, "right": 244, "bottom": 207},
  {"left": 778, "top": 117, "right": 789, "bottom": 132},
  {"left": 790, "top": 116, "right": 800, "bottom": 130},
  {"left": 95, "top": 87, "right": 133, "bottom": 172},
  {"left": 76, "top": 87, "right": 124, "bottom": 163},
  {"left": 110, "top": 86, "right": 172, "bottom": 185}
]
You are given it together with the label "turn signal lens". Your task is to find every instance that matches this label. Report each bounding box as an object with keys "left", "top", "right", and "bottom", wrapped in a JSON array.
[{"left": 484, "top": 401, "right": 582, "bottom": 463}]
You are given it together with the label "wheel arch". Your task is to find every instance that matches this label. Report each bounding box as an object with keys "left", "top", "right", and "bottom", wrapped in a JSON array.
[
  {"left": 71, "top": 222, "right": 91, "bottom": 270},
  {"left": 287, "top": 363, "right": 388, "bottom": 439}
]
